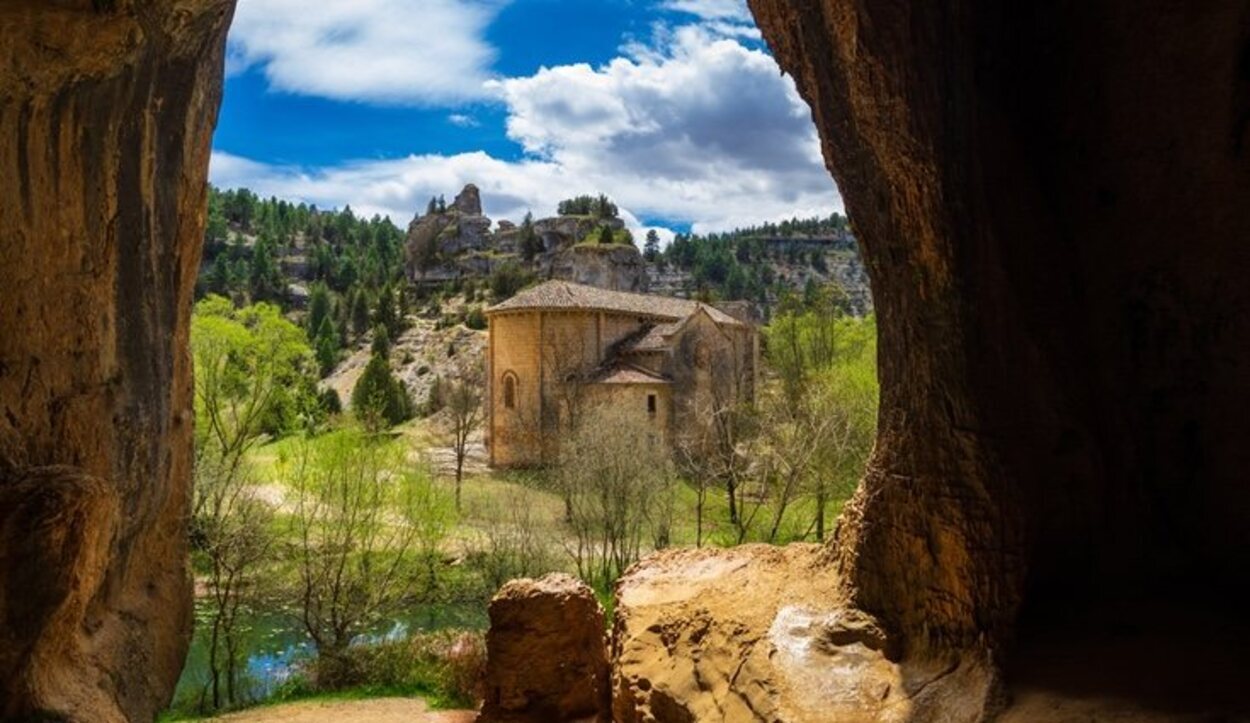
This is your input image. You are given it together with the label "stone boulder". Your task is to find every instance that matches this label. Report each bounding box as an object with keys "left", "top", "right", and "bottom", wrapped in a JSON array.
[{"left": 479, "top": 574, "right": 610, "bottom": 723}]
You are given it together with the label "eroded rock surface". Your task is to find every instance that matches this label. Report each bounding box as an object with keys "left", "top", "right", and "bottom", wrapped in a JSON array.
[
  {"left": 479, "top": 574, "right": 611, "bottom": 723},
  {"left": 612, "top": 546, "right": 996, "bottom": 723},
  {"left": 0, "top": 1, "right": 236, "bottom": 719},
  {"left": 550, "top": 244, "right": 649, "bottom": 293}
]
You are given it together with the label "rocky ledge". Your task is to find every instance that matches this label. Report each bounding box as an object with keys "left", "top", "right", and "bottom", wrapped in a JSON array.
[{"left": 482, "top": 546, "right": 1000, "bottom": 722}]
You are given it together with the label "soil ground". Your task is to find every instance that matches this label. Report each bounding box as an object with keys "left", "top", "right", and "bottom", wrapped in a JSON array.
[{"left": 204, "top": 698, "right": 475, "bottom": 723}]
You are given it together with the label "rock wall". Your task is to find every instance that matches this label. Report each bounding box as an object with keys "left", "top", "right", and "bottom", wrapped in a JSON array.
[
  {"left": 748, "top": 0, "right": 1250, "bottom": 658},
  {"left": 0, "top": 1, "right": 235, "bottom": 719},
  {"left": 549, "top": 244, "right": 649, "bottom": 293}
]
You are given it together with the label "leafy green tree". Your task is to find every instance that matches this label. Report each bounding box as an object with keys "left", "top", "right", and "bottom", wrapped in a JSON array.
[
  {"left": 489, "top": 262, "right": 531, "bottom": 302},
  {"left": 192, "top": 296, "right": 314, "bottom": 467}
]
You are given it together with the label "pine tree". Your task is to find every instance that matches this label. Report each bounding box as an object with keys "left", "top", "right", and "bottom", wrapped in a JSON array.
[
  {"left": 351, "top": 352, "right": 410, "bottom": 432},
  {"left": 520, "top": 212, "right": 543, "bottom": 261},
  {"left": 644, "top": 230, "right": 661, "bottom": 262},
  {"left": 306, "top": 283, "right": 331, "bottom": 341},
  {"left": 598, "top": 225, "right": 615, "bottom": 245},
  {"left": 314, "top": 315, "right": 339, "bottom": 376},
  {"left": 350, "top": 289, "right": 371, "bottom": 338},
  {"left": 373, "top": 284, "right": 401, "bottom": 338}
]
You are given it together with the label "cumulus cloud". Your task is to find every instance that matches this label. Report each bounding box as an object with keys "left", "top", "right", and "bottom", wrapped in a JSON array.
[
  {"left": 487, "top": 25, "right": 837, "bottom": 231},
  {"left": 215, "top": 11, "right": 840, "bottom": 236},
  {"left": 227, "top": 0, "right": 505, "bottom": 105}
]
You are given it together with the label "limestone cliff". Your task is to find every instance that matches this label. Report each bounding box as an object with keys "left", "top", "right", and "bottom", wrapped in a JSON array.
[{"left": 548, "top": 244, "right": 649, "bottom": 293}]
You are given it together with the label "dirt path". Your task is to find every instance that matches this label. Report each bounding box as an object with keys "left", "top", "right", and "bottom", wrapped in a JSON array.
[{"left": 206, "top": 698, "right": 476, "bottom": 723}]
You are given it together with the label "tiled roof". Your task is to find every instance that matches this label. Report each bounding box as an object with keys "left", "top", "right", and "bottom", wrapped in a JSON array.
[
  {"left": 591, "top": 363, "right": 671, "bottom": 385},
  {"left": 626, "top": 322, "right": 681, "bottom": 352},
  {"left": 486, "top": 280, "right": 742, "bottom": 326}
]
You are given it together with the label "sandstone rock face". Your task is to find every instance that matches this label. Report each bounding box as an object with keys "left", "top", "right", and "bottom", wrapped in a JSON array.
[
  {"left": 611, "top": 546, "right": 996, "bottom": 723},
  {"left": 0, "top": 1, "right": 236, "bottom": 719},
  {"left": 549, "top": 244, "right": 649, "bottom": 293},
  {"left": 749, "top": 0, "right": 1250, "bottom": 664},
  {"left": 479, "top": 574, "right": 610, "bottom": 723}
]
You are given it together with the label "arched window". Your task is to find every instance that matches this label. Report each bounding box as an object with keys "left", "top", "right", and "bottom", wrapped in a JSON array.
[{"left": 502, "top": 372, "right": 518, "bottom": 409}]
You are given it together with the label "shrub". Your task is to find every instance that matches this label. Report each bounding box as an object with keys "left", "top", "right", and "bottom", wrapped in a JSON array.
[
  {"left": 464, "top": 306, "right": 487, "bottom": 330},
  {"left": 319, "top": 387, "right": 342, "bottom": 415},
  {"left": 301, "top": 632, "right": 485, "bottom": 707}
]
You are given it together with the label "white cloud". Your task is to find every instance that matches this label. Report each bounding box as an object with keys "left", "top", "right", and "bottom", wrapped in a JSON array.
[
  {"left": 448, "top": 113, "right": 481, "bottom": 128},
  {"left": 660, "top": 0, "right": 752, "bottom": 22},
  {"left": 227, "top": 0, "right": 505, "bottom": 105},
  {"left": 213, "top": 13, "right": 840, "bottom": 236}
]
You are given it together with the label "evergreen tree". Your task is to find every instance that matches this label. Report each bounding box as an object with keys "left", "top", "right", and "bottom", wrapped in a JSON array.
[
  {"left": 373, "top": 284, "right": 401, "bottom": 338},
  {"left": 598, "top": 225, "right": 615, "bottom": 245},
  {"left": 644, "top": 230, "right": 661, "bottom": 262},
  {"left": 350, "top": 289, "right": 371, "bottom": 338},
  {"left": 371, "top": 324, "right": 391, "bottom": 358},
  {"left": 208, "top": 258, "right": 231, "bottom": 295},
  {"left": 306, "top": 283, "right": 331, "bottom": 341},
  {"left": 314, "top": 315, "right": 339, "bottom": 376},
  {"left": 351, "top": 353, "right": 411, "bottom": 432},
  {"left": 519, "top": 212, "right": 543, "bottom": 261}
]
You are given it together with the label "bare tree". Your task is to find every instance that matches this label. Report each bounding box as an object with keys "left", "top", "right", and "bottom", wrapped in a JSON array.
[
  {"left": 193, "top": 451, "right": 274, "bottom": 711},
  {"left": 442, "top": 362, "right": 484, "bottom": 512},
  {"left": 557, "top": 404, "right": 675, "bottom": 591}
]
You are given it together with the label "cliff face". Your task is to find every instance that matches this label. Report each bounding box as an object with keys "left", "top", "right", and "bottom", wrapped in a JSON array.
[
  {"left": 548, "top": 244, "right": 649, "bottom": 293},
  {"left": 0, "top": 1, "right": 235, "bottom": 720},
  {"left": 748, "top": 0, "right": 1250, "bottom": 654}
]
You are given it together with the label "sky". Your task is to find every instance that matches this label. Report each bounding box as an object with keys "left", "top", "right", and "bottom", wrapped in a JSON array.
[{"left": 209, "top": 0, "right": 842, "bottom": 241}]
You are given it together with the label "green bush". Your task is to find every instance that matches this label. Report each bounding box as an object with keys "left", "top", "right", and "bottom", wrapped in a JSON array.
[
  {"left": 299, "top": 632, "right": 485, "bottom": 708},
  {"left": 464, "top": 306, "right": 487, "bottom": 330}
]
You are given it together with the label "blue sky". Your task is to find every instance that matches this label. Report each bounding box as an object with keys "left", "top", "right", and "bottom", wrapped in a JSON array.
[{"left": 210, "top": 0, "right": 842, "bottom": 238}]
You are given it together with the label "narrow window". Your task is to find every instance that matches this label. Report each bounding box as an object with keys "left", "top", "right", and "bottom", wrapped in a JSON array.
[
  {"left": 503, "top": 373, "right": 517, "bottom": 409},
  {"left": 647, "top": 393, "right": 657, "bottom": 417}
]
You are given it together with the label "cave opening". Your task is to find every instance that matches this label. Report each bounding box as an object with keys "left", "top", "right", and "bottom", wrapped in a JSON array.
[{"left": 3, "top": 0, "right": 1249, "bottom": 721}]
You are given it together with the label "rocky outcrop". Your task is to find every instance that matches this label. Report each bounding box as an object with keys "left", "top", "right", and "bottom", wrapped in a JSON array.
[
  {"left": 749, "top": 0, "right": 1250, "bottom": 658},
  {"left": 479, "top": 574, "right": 610, "bottom": 722},
  {"left": 549, "top": 244, "right": 649, "bottom": 293},
  {"left": 453, "top": 183, "right": 484, "bottom": 216},
  {"left": 533, "top": 215, "right": 625, "bottom": 252},
  {"left": 0, "top": 1, "right": 235, "bottom": 719},
  {"left": 406, "top": 184, "right": 498, "bottom": 277}
]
